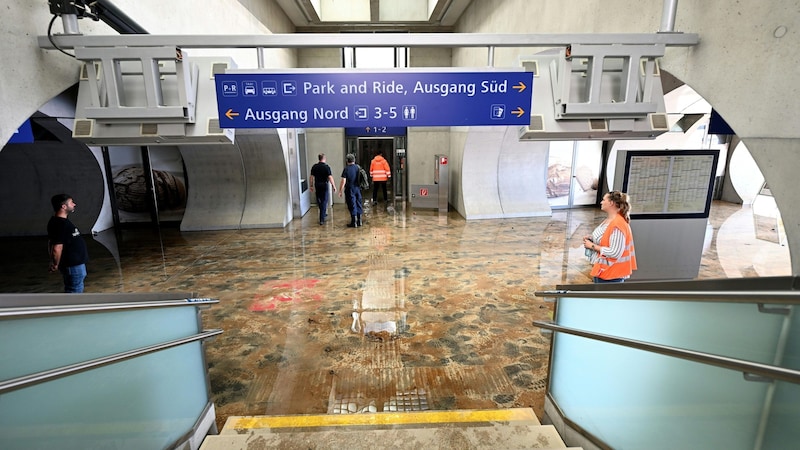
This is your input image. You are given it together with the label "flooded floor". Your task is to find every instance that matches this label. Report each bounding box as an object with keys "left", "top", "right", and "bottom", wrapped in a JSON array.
[{"left": 1, "top": 200, "right": 790, "bottom": 428}]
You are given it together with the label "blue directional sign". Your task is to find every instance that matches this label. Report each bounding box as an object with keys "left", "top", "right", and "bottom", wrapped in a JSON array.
[
  {"left": 345, "top": 126, "right": 407, "bottom": 136},
  {"left": 214, "top": 71, "right": 533, "bottom": 128}
]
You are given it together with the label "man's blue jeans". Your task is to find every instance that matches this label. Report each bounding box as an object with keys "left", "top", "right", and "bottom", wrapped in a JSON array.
[
  {"left": 315, "top": 183, "right": 329, "bottom": 223},
  {"left": 346, "top": 188, "right": 363, "bottom": 216},
  {"left": 62, "top": 264, "right": 87, "bottom": 293}
]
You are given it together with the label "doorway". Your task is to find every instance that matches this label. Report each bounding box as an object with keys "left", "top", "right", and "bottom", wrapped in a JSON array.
[
  {"left": 546, "top": 141, "right": 603, "bottom": 209},
  {"left": 345, "top": 135, "right": 407, "bottom": 203}
]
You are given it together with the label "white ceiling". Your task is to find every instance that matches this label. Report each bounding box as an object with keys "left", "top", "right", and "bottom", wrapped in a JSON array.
[{"left": 273, "top": 0, "right": 473, "bottom": 32}]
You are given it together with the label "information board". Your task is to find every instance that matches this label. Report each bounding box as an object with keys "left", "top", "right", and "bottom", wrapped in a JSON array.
[
  {"left": 214, "top": 71, "right": 533, "bottom": 128},
  {"left": 622, "top": 150, "right": 719, "bottom": 218}
]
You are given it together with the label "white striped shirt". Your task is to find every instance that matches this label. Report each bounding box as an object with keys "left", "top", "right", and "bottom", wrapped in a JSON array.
[{"left": 588, "top": 222, "right": 626, "bottom": 263}]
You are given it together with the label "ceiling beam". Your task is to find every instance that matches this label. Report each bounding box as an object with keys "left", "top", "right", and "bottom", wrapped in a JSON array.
[
  {"left": 295, "top": 23, "right": 454, "bottom": 33},
  {"left": 40, "top": 32, "right": 700, "bottom": 49}
]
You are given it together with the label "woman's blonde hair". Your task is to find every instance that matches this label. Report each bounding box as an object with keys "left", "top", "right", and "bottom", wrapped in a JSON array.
[{"left": 607, "top": 191, "right": 631, "bottom": 222}]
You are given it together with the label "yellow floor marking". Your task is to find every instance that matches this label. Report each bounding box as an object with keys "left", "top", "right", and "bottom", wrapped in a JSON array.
[{"left": 229, "top": 408, "right": 537, "bottom": 430}]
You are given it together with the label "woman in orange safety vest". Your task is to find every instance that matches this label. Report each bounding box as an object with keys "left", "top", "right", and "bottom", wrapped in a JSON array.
[{"left": 582, "top": 191, "right": 637, "bottom": 283}]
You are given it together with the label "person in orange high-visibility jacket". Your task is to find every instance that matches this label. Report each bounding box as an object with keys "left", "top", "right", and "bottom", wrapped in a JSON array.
[
  {"left": 369, "top": 149, "right": 391, "bottom": 203},
  {"left": 583, "top": 191, "right": 637, "bottom": 283}
]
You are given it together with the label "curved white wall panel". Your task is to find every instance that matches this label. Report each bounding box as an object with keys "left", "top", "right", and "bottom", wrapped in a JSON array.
[
  {"left": 237, "top": 130, "right": 292, "bottom": 228},
  {"left": 462, "top": 126, "right": 550, "bottom": 219},
  {"left": 179, "top": 144, "right": 246, "bottom": 231}
]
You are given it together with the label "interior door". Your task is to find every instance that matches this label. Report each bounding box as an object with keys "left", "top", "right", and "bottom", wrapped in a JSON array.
[{"left": 546, "top": 141, "right": 602, "bottom": 209}]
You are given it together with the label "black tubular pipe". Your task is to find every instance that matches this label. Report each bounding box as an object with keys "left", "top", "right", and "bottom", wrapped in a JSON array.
[{"left": 94, "top": 0, "right": 149, "bottom": 34}]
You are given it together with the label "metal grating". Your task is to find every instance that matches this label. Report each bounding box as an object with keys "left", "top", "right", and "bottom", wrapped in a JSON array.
[
  {"left": 383, "top": 388, "right": 429, "bottom": 412},
  {"left": 328, "top": 369, "right": 431, "bottom": 415},
  {"left": 325, "top": 366, "right": 515, "bottom": 415}
]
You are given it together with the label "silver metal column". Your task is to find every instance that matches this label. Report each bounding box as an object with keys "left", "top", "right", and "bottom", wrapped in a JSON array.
[
  {"left": 660, "top": 0, "right": 679, "bottom": 32},
  {"left": 60, "top": 14, "right": 80, "bottom": 35}
]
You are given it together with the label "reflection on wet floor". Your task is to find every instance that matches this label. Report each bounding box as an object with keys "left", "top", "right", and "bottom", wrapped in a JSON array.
[{"left": 0, "top": 200, "right": 789, "bottom": 428}]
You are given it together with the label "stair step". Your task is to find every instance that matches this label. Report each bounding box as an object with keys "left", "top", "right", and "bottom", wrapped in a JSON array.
[
  {"left": 201, "top": 424, "right": 575, "bottom": 450},
  {"left": 220, "top": 408, "right": 540, "bottom": 434}
]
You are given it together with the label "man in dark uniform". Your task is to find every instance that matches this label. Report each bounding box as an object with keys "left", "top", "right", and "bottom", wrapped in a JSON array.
[
  {"left": 309, "top": 153, "right": 336, "bottom": 225},
  {"left": 47, "top": 194, "right": 89, "bottom": 293},
  {"left": 338, "top": 153, "right": 363, "bottom": 228}
]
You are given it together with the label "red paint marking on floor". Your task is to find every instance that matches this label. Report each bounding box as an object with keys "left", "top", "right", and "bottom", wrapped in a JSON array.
[{"left": 249, "top": 278, "right": 323, "bottom": 311}]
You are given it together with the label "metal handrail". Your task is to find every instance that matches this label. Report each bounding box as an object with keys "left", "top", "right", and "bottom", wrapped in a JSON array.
[
  {"left": 532, "top": 321, "right": 800, "bottom": 385},
  {"left": 0, "top": 298, "right": 218, "bottom": 319},
  {"left": 0, "top": 329, "right": 223, "bottom": 394},
  {"left": 534, "top": 290, "right": 800, "bottom": 305}
]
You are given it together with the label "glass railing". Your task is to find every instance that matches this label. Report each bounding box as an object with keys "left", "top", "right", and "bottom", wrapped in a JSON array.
[
  {"left": 0, "top": 293, "right": 221, "bottom": 450},
  {"left": 534, "top": 276, "right": 800, "bottom": 450},
  {"left": 547, "top": 293, "right": 798, "bottom": 369}
]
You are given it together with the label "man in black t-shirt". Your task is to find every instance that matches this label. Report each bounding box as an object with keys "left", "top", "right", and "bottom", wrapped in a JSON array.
[
  {"left": 47, "top": 194, "right": 89, "bottom": 293},
  {"left": 309, "top": 153, "right": 336, "bottom": 225}
]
